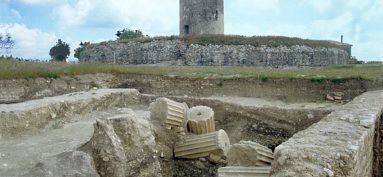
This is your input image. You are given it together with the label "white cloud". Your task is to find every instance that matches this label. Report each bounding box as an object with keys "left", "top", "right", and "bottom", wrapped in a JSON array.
[
  {"left": 363, "top": 0, "right": 383, "bottom": 23},
  {"left": 229, "top": 0, "right": 280, "bottom": 15},
  {"left": 310, "top": 12, "right": 354, "bottom": 39},
  {"left": 54, "top": 0, "right": 179, "bottom": 35},
  {"left": 0, "top": 23, "right": 57, "bottom": 59},
  {"left": 55, "top": 0, "right": 94, "bottom": 26},
  {"left": 301, "top": 0, "right": 332, "bottom": 13},
  {"left": 10, "top": 9, "right": 22, "bottom": 20}
]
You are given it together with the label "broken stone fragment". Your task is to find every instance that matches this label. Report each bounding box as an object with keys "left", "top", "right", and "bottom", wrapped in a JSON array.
[
  {"left": 90, "top": 118, "right": 127, "bottom": 177},
  {"left": 149, "top": 97, "right": 189, "bottom": 130},
  {"left": 89, "top": 111, "right": 164, "bottom": 177},
  {"left": 187, "top": 106, "right": 215, "bottom": 134},
  {"left": 174, "top": 129, "right": 230, "bottom": 161},
  {"left": 227, "top": 141, "right": 274, "bottom": 167},
  {"left": 218, "top": 166, "right": 271, "bottom": 177}
]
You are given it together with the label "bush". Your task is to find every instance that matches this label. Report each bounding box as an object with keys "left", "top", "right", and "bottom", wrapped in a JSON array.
[{"left": 116, "top": 29, "right": 144, "bottom": 41}]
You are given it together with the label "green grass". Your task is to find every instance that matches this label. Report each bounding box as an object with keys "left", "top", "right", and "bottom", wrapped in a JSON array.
[
  {"left": 0, "top": 60, "right": 382, "bottom": 82},
  {"left": 119, "top": 35, "right": 341, "bottom": 48}
]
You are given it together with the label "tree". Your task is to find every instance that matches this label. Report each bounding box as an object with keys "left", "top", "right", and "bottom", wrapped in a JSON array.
[
  {"left": 0, "top": 33, "right": 15, "bottom": 54},
  {"left": 49, "top": 39, "right": 70, "bottom": 62},
  {"left": 74, "top": 41, "right": 90, "bottom": 59},
  {"left": 116, "top": 29, "right": 144, "bottom": 40}
]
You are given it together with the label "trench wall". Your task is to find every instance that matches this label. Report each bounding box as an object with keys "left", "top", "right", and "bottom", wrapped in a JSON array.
[
  {"left": 78, "top": 40, "right": 350, "bottom": 67},
  {"left": 271, "top": 90, "right": 383, "bottom": 177},
  {"left": 374, "top": 114, "right": 383, "bottom": 177}
]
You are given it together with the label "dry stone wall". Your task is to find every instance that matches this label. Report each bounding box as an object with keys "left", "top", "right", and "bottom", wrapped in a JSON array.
[{"left": 79, "top": 40, "right": 350, "bottom": 67}]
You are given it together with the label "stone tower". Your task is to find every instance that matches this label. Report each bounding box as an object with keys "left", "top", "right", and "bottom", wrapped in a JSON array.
[{"left": 180, "top": 0, "right": 224, "bottom": 36}]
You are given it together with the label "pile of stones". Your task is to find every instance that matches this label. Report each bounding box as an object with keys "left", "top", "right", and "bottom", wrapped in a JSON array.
[{"left": 149, "top": 98, "right": 274, "bottom": 176}]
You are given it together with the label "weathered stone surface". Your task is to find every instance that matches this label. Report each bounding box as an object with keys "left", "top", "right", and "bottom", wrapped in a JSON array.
[
  {"left": 22, "top": 151, "right": 99, "bottom": 177},
  {"left": 218, "top": 166, "right": 271, "bottom": 177},
  {"left": 90, "top": 118, "right": 127, "bottom": 177},
  {"left": 0, "top": 89, "right": 141, "bottom": 138},
  {"left": 174, "top": 129, "right": 230, "bottom": 161},
  {"left": 227, "top": 141, "right": 273, "bottom": 167},
  {"left": 109, "top": 113, "right": 163, "bottom": 177},
  {"left": 89, "top": 111, "right": 163, "bottom": 177},
  {"left": 271, "top": 90, "right": 383, "bottom": 177},
  {"left": 187, "top": 106, "right": 215, "bottom": 134},
  {"left": 79, "top": 40, "right": 350, "bottom": 67},
  {"left": 149, "top": 97, "right": 188, "bottom": 130},
  {"left": 180, "top": 0, "right": 224, "bottom": 36}
]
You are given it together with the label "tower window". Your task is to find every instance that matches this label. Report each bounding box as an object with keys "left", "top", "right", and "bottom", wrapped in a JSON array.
[
  {"left": 215, "top": 10, "right": 218, "bottom": 20},
  {"left": 184, "top": 25, "right": 189, "bottom": 35}
]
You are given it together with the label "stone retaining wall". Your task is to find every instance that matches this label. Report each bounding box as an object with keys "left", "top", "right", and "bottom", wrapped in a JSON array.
[
  {"left": 271, "top": 90, "right": 383, "bottom": 177},
  {"left": 78, "top": 40, "right": 350, "bottom": 67}
]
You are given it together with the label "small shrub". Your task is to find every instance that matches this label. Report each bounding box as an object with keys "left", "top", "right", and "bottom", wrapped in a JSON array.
[{"left": 116, "top": 29, "right": 144, "bottom": 41}]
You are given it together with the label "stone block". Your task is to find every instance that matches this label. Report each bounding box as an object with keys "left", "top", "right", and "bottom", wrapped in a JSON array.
[{"left": 218, "top": 166, "right": 271, "bottom": 177}]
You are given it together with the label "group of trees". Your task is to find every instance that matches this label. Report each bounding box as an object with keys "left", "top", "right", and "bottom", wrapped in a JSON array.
[{"left": 1, "top": 28, "right": 143, "bottom": 62}]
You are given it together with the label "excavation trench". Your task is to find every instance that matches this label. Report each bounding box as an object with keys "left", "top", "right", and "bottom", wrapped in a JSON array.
[{"left": 0, "top": 89, "right": 336, "bottom": 176}]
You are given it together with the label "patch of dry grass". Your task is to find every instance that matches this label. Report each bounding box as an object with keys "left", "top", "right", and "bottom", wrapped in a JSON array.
[{"left": 0, "top": 60, "right": 382, "bottom": 82}]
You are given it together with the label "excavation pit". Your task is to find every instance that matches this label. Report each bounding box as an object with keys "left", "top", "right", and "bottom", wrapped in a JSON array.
[{"left": 2, "top": 89, "right": 378, "bottom": 177}]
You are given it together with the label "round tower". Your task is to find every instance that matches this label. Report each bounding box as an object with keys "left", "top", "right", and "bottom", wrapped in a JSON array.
[{"left": 180, "top": 0, "right": 224, "bottom": 36}]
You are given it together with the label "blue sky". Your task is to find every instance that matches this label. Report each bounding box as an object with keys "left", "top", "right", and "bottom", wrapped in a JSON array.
[{"left": 0, "top": 0, "right": 382, "bottom": 61}]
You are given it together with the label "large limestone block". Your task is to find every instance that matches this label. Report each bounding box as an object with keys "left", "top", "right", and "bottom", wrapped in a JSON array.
[
  {"left": 149, "top": 97, "right": 189, "bottom": 130},
  {"left": 187, "top": 106, "right": 215, "bottom": 134},
  {"left": 227, "top": 141, "right": 274, "bottom": 167},
  {"left": 90, "top": 110, "right": 163, "bottom": 177},
  {"left": 174, "top": 129, "right": 230, "bottom": 160},
  {"left": 218, "top": 166, "right": 271, "bottom": 177}
]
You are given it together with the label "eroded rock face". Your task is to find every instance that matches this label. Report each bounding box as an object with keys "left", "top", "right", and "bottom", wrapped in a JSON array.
[
  {"left": 23, "top": 151, "right": 99, "bottom": 177},
  {"left": 89, "top": 110, "right": 164, "bottom": 177}
]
